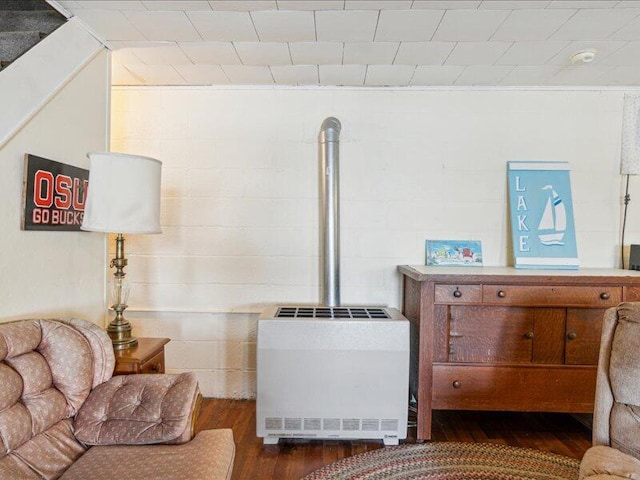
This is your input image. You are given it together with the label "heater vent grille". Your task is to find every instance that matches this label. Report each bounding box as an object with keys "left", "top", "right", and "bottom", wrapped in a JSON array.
[
  {"left": 264, "top": 417, "right": 400, "bottom": 432},
  {"left": 275, "top": 307, "right": 390, "bottom": 319}
]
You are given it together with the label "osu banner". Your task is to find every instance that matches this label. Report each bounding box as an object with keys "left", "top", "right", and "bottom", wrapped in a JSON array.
[{"left": 22, "top": 154, "right": 89, "bottom": 231}]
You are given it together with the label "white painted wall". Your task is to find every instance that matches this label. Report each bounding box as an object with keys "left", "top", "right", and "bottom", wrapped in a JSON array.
[
  {"left": 0, "top": 50, "right": 110, "bottom": 323},
  {"left": 112, "top": 87, "right": 632, "bottom": 398}
]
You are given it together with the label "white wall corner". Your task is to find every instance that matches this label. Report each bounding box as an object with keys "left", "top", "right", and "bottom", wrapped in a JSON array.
[{"left": 0, "top": 18, "right": 106, "bottom": 149}]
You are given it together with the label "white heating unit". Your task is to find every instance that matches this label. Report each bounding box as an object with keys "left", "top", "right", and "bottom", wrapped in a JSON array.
[{"left": 256, "top": 305, "right": 409, "bottom": 445}]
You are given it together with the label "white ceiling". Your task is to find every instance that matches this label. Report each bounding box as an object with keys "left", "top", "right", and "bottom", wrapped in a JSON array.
[{"left": 51, "top": 0, "right": 640, "bottom": 87}]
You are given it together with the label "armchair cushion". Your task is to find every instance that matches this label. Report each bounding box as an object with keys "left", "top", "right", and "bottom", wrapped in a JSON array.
[
  {"left": 59, "top": 429, "right": 235, "bottom": 480},
  {"left": 74, "top": 372, "right": 199, "bottom": 446}
]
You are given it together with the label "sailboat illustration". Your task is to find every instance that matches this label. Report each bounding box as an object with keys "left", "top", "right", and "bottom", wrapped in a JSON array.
[{"left": 537, "top": 185, "right": 566, "bottom": 246}]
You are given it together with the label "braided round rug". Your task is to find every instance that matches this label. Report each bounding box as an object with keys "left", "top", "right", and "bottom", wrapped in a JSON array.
[{"left": 301, "top": 442, "right": 580, "bottom": 480}]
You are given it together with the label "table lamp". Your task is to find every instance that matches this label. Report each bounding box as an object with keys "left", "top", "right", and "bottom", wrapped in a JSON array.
[
  {"left": 621, "top": 94, "right": 640, "bottom": 269},
  {"left": 81, "top": 152, "right": 162, "bottom": 349}
]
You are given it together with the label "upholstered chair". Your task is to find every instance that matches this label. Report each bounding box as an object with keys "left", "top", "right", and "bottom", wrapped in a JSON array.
[
  {"left": 0, "top": 318, "right": 235, "bottom": 480},
  {"left": 579, "top": 303, "right": 640, "bottom": 479}
]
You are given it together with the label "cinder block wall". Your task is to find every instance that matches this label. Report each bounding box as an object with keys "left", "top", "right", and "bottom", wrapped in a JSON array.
[{"left": 112, "top": 87, "right": 626, "bottom": 398}]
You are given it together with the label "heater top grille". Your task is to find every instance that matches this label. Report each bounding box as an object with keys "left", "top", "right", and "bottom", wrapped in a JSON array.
[{"left": 275, "top": 307, "right": 390, "bottom": 319}]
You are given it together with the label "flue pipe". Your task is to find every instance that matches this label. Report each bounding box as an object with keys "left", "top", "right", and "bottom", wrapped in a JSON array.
[{"left": 319, "top": 117, "right": 341, "bottom": 307}]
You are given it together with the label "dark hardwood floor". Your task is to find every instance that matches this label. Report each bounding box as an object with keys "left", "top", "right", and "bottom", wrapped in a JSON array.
[{"left": 195, "top": 398, "right": 593, "bottom": 480}]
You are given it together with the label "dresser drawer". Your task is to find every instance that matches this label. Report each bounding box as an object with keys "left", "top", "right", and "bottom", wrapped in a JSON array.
[
  {"left": 435, "top": 284, "right": 481, "bottom": 304},
  {"left": 140, "top": 350, "right": 165, "bottom": 374},
  {"left": 623, "top": 286, "right": 640, "bottom": 302},
  {"left": 432, "top": 364, "right": 596, "bottom": 412},
  {"left": 482, "top": 285, "right": 621, "bottom": 307}
]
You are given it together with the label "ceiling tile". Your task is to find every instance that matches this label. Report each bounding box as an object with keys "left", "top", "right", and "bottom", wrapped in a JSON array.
[
  {"left": 111, "top": 64, "right": 145, "bottom": 85},
  {"left": 495, "top": 41, "right": 568, "bottom": 65},
  {"left": 394, "top": 41, "right": 455, "bottom": 65},
  {"left": 545, "top": 65, "right": 614, "bottom": 85},
  {"left": 222, "top": 65, "right": 274, "bottom": 83},
  {"left": 597, "top": 66, "right": 640, "bottom": 85},
  {"left": 345, "top": 1, "right": 412, "bottom": 9},
  {"left": 251, "top": 10, "right": 315, "bottom": 41},
  {"left": 57, "top": 1, "right": 81, "bottom": 8},
  {"left": 343, "top": 42, "right": 399, "bottom": 64},
  {"left": 550, "top": 9, "right": 639, "bottom": 40},
  {"left": 234, "top": 42, "right": 291, "bottom": 65},
  {"left": 365, "top": 65, "right": 415, "bottom": 86},
  {"left": 124, "top": 64, "right": 187, "bottom": 84},
  {"left": 610, "top": 15, "right": 640, "bottom": 41},
  {"left": 276, "top": 1, "right": 344, "bottom": 9},
  {"left": 491, "top": 9, "right": 575, "bottom": 41},
  {"left": 111, "top": 47, "right": 144, "bottom": 64},
  {"left": 453, "top": 65, "right": 513, "bottom": 85},
  {"left": 289, "top": 42, "right": 343, "bottom": 64},
  {"left": 410, "top": 65, "right": 465, "bottom": 85},
  {"left": 319, "top": 65, "right": 366, "bottom": 85},
  {"left": 480, "top": 1, "right": 550, "bottom": 8},
  {"left": 316, "top": 10, "right": 379, "bottom": 42},
  {"left": 375, "top": 10, "right": 445, "bottom": 42},
  {"left": 433, "top": 9, "right": 511, "bottom": 41},
  {"left": 69, "top": 9, "right": 145, "bottom": 41},
  {"left": 187, "top": 11, "right": 258, "bottom": 41},
  {"left": 178, "top": 42, "right": 241, "bottom": 64},
  {"left": 141, "top": 1, "right": 211, "bottom": 10},
  {"left": 546, "top": 1, "right": 618, "bottom": 7},
  {"left": 499, "top": 65, "right": 563, "bottom": 85},
  {"left": 72, "top": 1, "right": 145, "bottom": 9},
  {"left": 547, "top": 40, "right": 627, "bottom": 65},
  {"left": 174, "top": 64, "right": 230, "bottom": 84},
  {"left": 271, "top": 65, "right": 319, "bottom": 84},
  {"left": 121, "top": 43, "right": 193, "bottom": 64},
  {"left": 209, "top": 1, "right": 277, "bottom": 9},
  {"left": 412, "top": 1, "right": 480, "bottom": 8},
  {"left": 599, "top": 41, "right": 640, "bottom": 66},
  {"left": 445, "top": 42, "right": 512, "bottom": 65},
  {"left": 123, "top": 11, "right": 201, "bottom": 41}
]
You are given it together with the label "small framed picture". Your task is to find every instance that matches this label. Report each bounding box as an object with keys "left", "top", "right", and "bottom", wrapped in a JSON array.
[{"left": 426, "top": 240, "right": 483, "bottom": 267}]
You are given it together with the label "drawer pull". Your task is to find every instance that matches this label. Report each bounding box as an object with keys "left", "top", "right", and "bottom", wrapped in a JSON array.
[
  {"left": 600, "top": 292, "right": 610, "bottom": 300},
  {"left": 497, "top": 290, "right": 506, "bottom": 298},
  {"left": 452, "top": 380, "right": 461, "bottom": 389},
  {"left": 453, "top": 288, "right": 462, "bottom": 298},
  {"left": 524, "top": 331, "right": 535, "bottom": 340},
  {"left": 567, "top": 332, "right": 577, "bottom": 341},
  {"left": 150, "top": 363, "right": 162, "bottom": 372}
]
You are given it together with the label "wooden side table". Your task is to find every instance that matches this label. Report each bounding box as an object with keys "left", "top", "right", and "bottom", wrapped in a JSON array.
[{"left": 113, "top": 337, "right": 170, "bottom": 375}]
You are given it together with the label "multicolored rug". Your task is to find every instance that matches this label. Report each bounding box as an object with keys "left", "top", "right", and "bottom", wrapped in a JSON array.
[{"left": 302, "top": 442, "right": 580, "bottom": 480}]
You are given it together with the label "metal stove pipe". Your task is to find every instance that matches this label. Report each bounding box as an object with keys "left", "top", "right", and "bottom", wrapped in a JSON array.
[{"left": 319, "top": 117, "right": 341, "bottom": 307}]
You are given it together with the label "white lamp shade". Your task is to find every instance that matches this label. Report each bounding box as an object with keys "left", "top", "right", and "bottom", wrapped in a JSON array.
[
  {"left": 81, "top": 152, "right": 162, "bottom": 234},
  {"left": 621, "top": 94, "right": 640, "bottom": 175}
]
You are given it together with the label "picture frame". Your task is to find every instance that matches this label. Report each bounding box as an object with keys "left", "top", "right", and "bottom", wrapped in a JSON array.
[{"left": 425, "top": 240, "right": 483, "bottom": 267}]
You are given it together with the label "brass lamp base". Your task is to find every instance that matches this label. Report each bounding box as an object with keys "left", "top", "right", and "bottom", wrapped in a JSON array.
[
  {"left": 107, "top": 319, "right": 138, "bottom": 350},
  {"left": 108, "top": 234, "right": 138, "bottom": 350}
]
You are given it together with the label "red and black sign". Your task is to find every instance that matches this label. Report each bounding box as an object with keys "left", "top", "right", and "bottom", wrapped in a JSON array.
[{"left": 22, "top": 154, "right": 89, "bottom": 231}]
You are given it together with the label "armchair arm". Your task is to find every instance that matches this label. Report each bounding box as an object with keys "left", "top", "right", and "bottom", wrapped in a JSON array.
[
  {"left": 579, "top": 446, "right": 640, "bottom": 480},
  {"left": 74, "top": 372, "right": 200, "bottom": 446}
]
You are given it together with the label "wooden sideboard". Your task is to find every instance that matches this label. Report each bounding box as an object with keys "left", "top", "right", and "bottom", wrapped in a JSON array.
[{"left": 398, "top": 266, "right": 640, "bottom": 441}]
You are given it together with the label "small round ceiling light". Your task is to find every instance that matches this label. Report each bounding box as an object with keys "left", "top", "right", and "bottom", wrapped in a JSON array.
[{"left": 570, "top": 49, "right": 597, "bottom": 64}]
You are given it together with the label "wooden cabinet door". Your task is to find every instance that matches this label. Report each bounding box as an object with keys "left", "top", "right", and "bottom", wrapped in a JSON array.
[
  {"left": 566, "top": 308, "right": 605, "bottom": 365},
  {"left": 449, "top": 306, "right": 533, "bottom": 363},
  {"left": 449, "top": 306, "right": 565, "bottom": 364}
]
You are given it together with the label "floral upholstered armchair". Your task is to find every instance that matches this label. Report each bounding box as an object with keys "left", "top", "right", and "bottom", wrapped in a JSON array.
[
  {"left": 0, "top": 318, "right": 235, "bottom": 480},
  {"left": 579, "top": 303, "right": 640, "bottom": 479}
]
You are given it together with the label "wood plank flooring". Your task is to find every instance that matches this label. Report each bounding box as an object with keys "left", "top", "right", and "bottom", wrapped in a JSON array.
[{"left": 195, "top": 399, "right": 593, "bottom": 480}]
